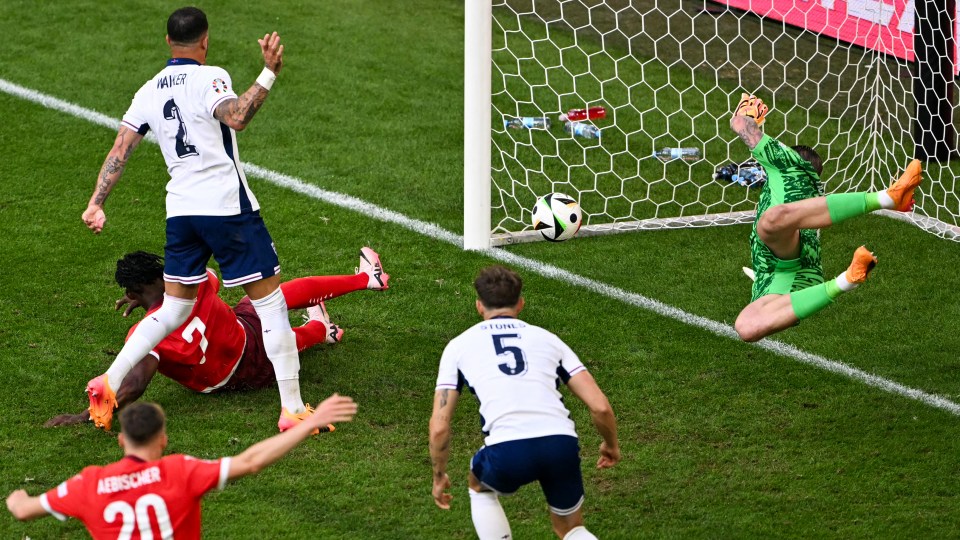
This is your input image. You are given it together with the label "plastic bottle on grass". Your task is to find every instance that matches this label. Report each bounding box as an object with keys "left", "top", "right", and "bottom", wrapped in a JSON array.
[
  {"left": 564, "top": 121, "right": 601, "bottom": 139},
  {"left": 559, "top": 106, "right": 606, "bottom": 122},
  {"left": 504, "top": 117, "right": 551, "bottom": 130},
  {"left": 654, "top": 147, "right": 701, "bottom": 162}
]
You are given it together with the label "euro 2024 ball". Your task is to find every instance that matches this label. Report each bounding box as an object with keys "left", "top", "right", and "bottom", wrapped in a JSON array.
[{"left": 532, "top": 192, "right": 582, "bottom": 242}]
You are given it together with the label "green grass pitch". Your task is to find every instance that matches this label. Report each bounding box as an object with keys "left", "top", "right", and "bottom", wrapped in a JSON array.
[{"left": 2, "top": 1, "right": 960, "bottom": 538}]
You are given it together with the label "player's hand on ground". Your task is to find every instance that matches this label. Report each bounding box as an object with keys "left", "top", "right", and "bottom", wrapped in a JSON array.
[
  {"left": 6, "top": 490, "right": 28, "bottom": 513},
  {"left": 432, "top": 473, "right": 453, "bottom": 509},
  {"left": 596, "top": 441, "right": 620, "bottom": 469},
  {"left": 45, "top": 411, "right": 91, "bottom": 427},
  {"left": 733, "top": 92, "right": 769, "bottom": 126},
  {"left": 259, "top": 32, "right": 283, "bottom": 74},
  {"left": 311, "top": 393, "right": 357, "bottom": 429},
  {"left": 82, "top": 205, "right": 106, "bottom": 234},
  {"left": 115, "top": 294, "right": 143, "bottom": 317}
]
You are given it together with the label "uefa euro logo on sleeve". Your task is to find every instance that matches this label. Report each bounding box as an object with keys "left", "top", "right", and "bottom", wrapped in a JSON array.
[{"left": 211, "top": 78, "right": 229, "bottom": 94}]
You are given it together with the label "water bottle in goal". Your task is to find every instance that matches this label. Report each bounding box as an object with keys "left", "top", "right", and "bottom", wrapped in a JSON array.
[
  {"left": 654, "top": 147, "right": 701, "bottom": 162},
  {"left": 504, "top": 117, "right": 551, "bottom": 130}
]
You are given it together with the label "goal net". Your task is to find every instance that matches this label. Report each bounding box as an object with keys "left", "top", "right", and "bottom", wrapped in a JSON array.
[{"left": 464, "top": 0, "right": 960, "bottom": 248}]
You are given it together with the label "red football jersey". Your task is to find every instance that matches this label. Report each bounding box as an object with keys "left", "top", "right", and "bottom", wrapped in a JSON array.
[
  {"left": 41, "top": 454, "right": 230, "bottom": 540},
  {"left": 127, "top": 270, "right": 246, "bottom": 392}
]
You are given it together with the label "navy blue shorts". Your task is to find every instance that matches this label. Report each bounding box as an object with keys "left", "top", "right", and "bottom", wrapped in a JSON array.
[
  {"left": 471, "top": 435, "right": 584, "bottom": 516},
  {"left": 164, "top": 211, "right": 280, "bottom": 287}
]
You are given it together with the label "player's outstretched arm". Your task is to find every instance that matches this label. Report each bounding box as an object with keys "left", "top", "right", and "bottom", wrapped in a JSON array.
[
  {"left": 82, "top": 125, "right": 144, "bottom": 234},
  {"left": 730, "top": 92, "right": 768, "bottom": 150},
  {"left": 45, "top": 356, "right": 159, "bottom": 427},
  {"left": 227, "top": 393, "right": 357, "bottom": 480},
  {"left": 6, "top": 489, "right": 48, "bottom": 521},
  {"left": 213, "top": 32, "right": 283, "bottom": 132},
  {"left": 429, "top": 388, "right": 459, "bottom": 509},
  {"left": 567, "top": 371, "right": 621, "bottom": 468}
]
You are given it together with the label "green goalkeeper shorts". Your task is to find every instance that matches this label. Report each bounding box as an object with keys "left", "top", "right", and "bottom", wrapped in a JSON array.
[{"left": 750, "top": 228, "right": 824, "bottom": 302}]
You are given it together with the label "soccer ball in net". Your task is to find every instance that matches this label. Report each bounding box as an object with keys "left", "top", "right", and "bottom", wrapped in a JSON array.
[{"left": 532, "top": 192, "right": 582, "bottom": 242}]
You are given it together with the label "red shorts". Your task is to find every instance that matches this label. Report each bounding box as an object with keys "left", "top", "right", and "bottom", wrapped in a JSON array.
[{"left": 216, "top": 298, "right": 277, "bottom": 391}]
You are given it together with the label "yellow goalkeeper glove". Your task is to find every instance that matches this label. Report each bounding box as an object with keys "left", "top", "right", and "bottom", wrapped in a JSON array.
[{"left": 734, "top": 93, "right": 769, "bottom": 126}]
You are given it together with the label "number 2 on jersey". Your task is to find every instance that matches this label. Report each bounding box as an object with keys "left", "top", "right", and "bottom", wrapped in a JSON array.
[
  {"left": 492, "top": 334, "right": 527, "bottom": 376},
  {"left": 163, "top": 98, "right": 199, "bottom": 158}
]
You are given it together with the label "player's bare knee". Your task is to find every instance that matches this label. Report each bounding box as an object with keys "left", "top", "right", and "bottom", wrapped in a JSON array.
[{"left": 757, "top": 204, "right": 794, "bottom": 239}]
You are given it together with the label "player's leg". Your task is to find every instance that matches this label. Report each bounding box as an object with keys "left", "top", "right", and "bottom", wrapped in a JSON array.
[
  {"left": 736, "top": 246, "right": 876, "bottom": 342},
  {"left": 550, "top": 512, "right": 595, "bottom": 540},
  {"left": 88, "top": 219, "right": 208, "bottom": 429},
  {"left": 244, "top": 273, "right": 306, "bottom": 417},
  {"left": 758, "top": 159, "right": 922, "bottom": 257},
  {"left": 469, "top": 440, "right": 544, "bottom": 540},
  {"left": 278, "top": 247, "right": 389, "bottom": 308},
  {"left": 202, "top": 212, "right": 307, "bottom": 422},
  {"left": 280, "top": 275, "right": 368, "bottom": 308},
  {"left": 294, "top": 301, "right": 343, "bottom": 350},
  {"left": 535, "top": 435, "right": 594, "bottom": 539},
  {"left": 467, "top": 472, "right": 512, "bottom": 540}
]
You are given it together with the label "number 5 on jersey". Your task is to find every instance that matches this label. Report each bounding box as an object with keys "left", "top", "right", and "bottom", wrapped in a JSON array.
[{"left": 492, "top": 334, "right": 527, "bottom": 376}]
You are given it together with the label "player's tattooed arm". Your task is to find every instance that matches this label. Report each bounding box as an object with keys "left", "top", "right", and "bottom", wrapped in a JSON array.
[
  {"left": 93, "top": 126, "right": 142, "bottom": 204},
  {"left": 429, "top": 389, "right": 459, "bottom": 480},
  {"left": 213, "top": 86, "right": 269, "bottom": 132},
  {"left": 213, "top": 32, "right": 283, "bottom": 131},
  {"left": 83, "top": 126, "right": 144, "bottom": 233},
  {"left": 730, "top": 115, "right": 764, "bottom": 150}
]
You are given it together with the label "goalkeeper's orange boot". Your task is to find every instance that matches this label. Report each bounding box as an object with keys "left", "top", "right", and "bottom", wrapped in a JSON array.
[
  {"left": 278, "top": 404, "right": 335, "bottom": 435},
  {"left": 845, "top": 246, "right": 877, "bottom": 284},
  {"left": 86, "top": 375, "right": 118, "bottom": 430},
  {"left": 886, "top": 159, "right": 922, "bottom": 212}
]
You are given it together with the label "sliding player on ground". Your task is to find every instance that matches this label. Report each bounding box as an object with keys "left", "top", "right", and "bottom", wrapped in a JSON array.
[{"left": 47, "top": 248, "right": 385, "bottom": 433}]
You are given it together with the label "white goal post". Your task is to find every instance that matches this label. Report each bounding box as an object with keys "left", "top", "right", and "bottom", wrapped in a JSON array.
[{"left": 464, "top": 0, "right": 960, "bottom": 250}]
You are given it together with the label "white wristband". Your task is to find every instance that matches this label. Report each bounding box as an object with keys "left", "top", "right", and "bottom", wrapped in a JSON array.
[{"left": 256, "top": 68, "right": 276, "bottom": 91}]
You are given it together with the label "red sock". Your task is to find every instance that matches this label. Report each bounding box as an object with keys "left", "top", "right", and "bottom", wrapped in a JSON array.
[
  {"left": 294, "top": 322, "right": 329, "bottom": 351},
  {"left": 280, "top": 275, "right": 367, "bottom": 309}
]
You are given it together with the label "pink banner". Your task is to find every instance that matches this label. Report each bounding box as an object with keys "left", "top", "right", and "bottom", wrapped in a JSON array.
[{"left": 715, "top": 0, "right": 957, "bottom": 68}]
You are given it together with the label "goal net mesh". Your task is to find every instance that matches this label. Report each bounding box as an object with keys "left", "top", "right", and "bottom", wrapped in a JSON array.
[{"left": 489, "top": 0, "right": 960, "bottom": 245}]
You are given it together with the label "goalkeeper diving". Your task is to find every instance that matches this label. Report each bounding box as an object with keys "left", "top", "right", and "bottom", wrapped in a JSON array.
[{"left": 729, "top": 93, "right": 922, "bottom": 342}]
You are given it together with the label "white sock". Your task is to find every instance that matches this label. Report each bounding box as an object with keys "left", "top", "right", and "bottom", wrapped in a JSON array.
[
  {"left": 469, "top": 489, "right": 511, "bottom": 540},
  {"left": 106, "top": 294, "right": 195, "bottom": 388},
  {"left": 835, "top": 271, "right": 858, "bottom": 292},
  {"left": 251, "top": 288, "right": 304, "bottom": 413},
  {"left": 877, "top": 189, "right": 895, "bottom": 209},
  {"left": 563, "top": 526, "right": 598, "bottom": 540}
]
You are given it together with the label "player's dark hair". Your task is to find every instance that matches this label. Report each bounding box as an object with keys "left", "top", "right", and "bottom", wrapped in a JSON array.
[
  {"left": 120, "top": 402, "right": 166, "bottom": 446},
  {"left": 474, "top": 265, "right": 523, "bottom": 309},
  {"left": 116, "top": 251, "right": 164, "bottom": 293},
  {"left": 167, "top": 7, "right": 208, "bottom": 46},
  {"left": 792, "top": 145, "right": 823, "bottom": 176}
]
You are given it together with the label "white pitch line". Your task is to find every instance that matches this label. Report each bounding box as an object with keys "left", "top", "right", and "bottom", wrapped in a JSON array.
[{"left": 4, "top": 76, "right": 958, "bottom": 416}]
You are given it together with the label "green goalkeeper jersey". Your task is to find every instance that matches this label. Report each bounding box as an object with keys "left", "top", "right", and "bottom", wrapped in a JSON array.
[
  {"left": 748, "top": 135, "right": 825, "bottom": 301},
  {"left": 752, "top": 134, "right": 823, "bottom": 216}
]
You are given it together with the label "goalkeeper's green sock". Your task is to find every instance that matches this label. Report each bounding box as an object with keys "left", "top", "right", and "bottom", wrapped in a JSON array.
[
  {"left": 826, "top": 192, "right": 891, "bottom": 225},
  {"left": 790, "top": 273, "right": 858, "bottom": 320}
]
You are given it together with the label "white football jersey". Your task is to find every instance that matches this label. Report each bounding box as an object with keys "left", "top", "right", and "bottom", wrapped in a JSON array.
[
  {"left": 121, "top": 58, "right": 260, "bottom": 218},
  {"left": 436, "top": 317, "right": 587, "bottom": 446}
]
